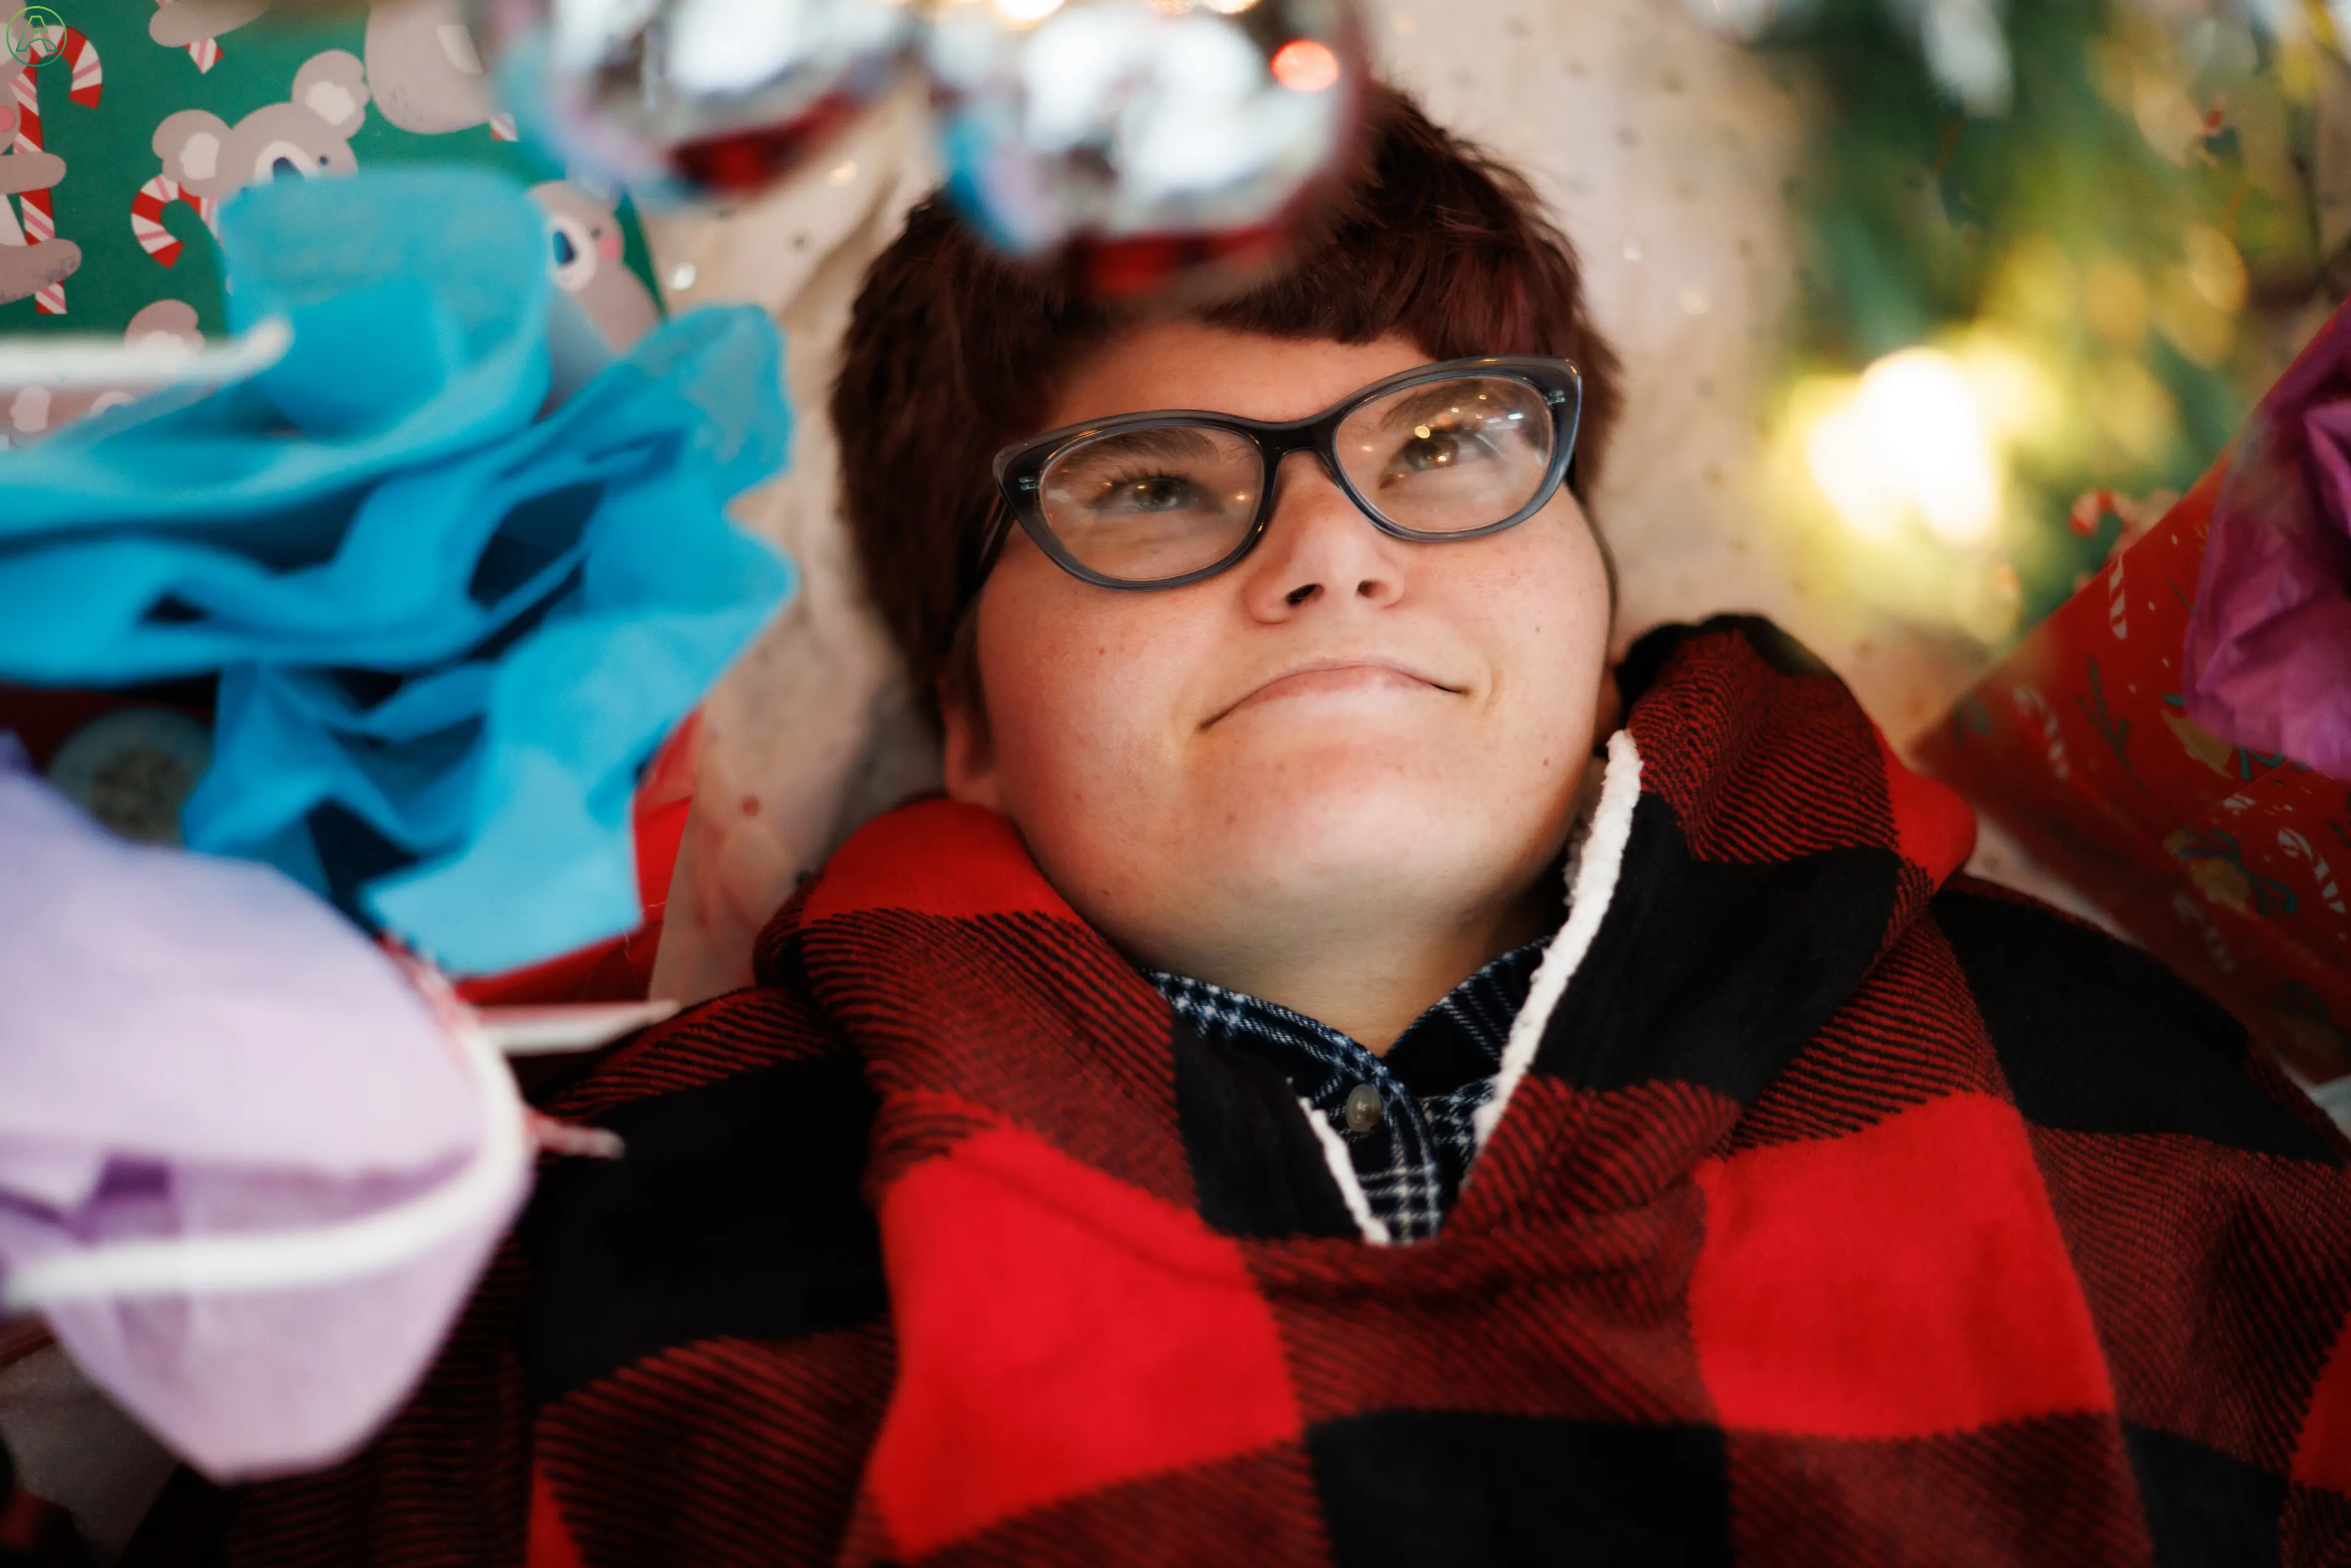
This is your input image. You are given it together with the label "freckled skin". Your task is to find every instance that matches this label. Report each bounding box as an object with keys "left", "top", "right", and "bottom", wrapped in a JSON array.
[{"left": 944, "top": 325, "right": 1614, "bottom": 1051}]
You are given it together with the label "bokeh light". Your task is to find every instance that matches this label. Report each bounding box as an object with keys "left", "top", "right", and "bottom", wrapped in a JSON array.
[
  {"left": 1805, "top": 348, "right": 2001, "bottom": 548},
  {"left": 1270, "top": 38, "right": 1339, "bottom": 93}
]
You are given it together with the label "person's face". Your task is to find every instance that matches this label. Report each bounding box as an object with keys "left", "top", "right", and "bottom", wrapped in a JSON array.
[{"left": 945, "top": 323, "right": 1615, "bottom": 979}]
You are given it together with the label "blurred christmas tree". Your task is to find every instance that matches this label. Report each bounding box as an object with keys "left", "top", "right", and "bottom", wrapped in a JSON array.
[{"left": 1707, "top": 0, "right": 2351, "bottom": 643}]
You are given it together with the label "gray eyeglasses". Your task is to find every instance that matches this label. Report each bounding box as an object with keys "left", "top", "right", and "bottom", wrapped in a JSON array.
[{"left": 968, "top": 354, "right": 1583, "bottom": 596}]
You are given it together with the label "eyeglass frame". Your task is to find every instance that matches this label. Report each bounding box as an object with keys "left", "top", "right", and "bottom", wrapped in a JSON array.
[{"left": 964, "top": 354, "right": 1585, "bottom": 599}]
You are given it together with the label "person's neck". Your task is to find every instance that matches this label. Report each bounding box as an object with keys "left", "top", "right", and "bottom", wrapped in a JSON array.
[{"left": 1205, "top": 879, "right": 1559, "bottom": 1054}]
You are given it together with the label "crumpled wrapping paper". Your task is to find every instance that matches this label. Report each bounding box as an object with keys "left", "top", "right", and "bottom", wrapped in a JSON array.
[
  {"left": 2184, "top": 302, "right": 2351, "bottom": 782},
  {"left": 0, "top": 167, "right": 796, "bottom": 975}
]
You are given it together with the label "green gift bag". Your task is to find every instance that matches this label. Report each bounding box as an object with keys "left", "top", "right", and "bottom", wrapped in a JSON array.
[{"left": 0, "top": 0, "right": 663, "bottom": 443}]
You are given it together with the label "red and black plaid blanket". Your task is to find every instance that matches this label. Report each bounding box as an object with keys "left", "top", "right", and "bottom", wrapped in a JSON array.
[{"left": 229, "top": 617, "right": 2351, "bottom": 1567}]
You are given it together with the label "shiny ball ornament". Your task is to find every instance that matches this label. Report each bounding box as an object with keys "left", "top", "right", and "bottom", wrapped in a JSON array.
[
  {"left": 475, "top": 0, "right": 916, "bottom": 200},
  {"left": 923, "top": 0, "right": 1364, "bottom": 296}
]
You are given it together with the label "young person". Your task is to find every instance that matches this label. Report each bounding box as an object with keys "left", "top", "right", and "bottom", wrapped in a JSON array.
[{"left": 232, "top": 85, "right": 2351, "bottom": 1566}]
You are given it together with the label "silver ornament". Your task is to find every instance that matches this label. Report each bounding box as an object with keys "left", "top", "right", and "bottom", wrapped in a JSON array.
[
  {"left": 923, "top": 0, "right": 1364, "bottom": 294},
  {"left": 476, "top": 0, "right": 916, "bottom": 199}
]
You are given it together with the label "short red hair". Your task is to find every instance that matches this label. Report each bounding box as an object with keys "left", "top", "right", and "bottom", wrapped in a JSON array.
[{"left": 831, "top": 81, "right": 1624, "bottom": 724}]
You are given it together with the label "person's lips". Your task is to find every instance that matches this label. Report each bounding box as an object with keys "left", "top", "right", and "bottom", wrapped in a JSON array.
[{"left": 1205, "top": 659, "right": 1461, "bottom": 727}]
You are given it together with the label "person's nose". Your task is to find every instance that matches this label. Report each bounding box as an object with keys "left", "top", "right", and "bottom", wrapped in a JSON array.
[{"left": 1234, "top": 450, "right": 1407, "bottom": 620}]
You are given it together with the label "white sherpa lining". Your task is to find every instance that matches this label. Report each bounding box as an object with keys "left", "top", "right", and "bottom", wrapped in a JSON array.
[
  {"left": 1471, "top": 728, "right": 1645, "bottom": 1152},
  {"left": 1302, "top": 1096, "right": 1394, "bottom": 1246}
]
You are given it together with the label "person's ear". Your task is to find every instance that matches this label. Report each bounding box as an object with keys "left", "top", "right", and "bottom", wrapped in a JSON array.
[{"left": 941, "top": 679, "right": 1005, "bottom": 810}]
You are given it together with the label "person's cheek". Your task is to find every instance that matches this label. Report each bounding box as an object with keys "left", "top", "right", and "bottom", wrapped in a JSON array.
[
  {"left": 1489, "top": 534, "right": 1605, "bottom": 760},
  {"left": 995, "top": 599, "right": 1151, "bottom": 825}
]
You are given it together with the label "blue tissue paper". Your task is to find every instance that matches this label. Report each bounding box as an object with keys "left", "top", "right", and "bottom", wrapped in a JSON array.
[{"left": 0, "top": 168, "right": 795, "bottom": 975}]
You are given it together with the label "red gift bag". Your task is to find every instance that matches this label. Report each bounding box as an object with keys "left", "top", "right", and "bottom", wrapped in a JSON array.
[{"left": 1917, "top": 393, "right": 2351, "bottom": 1089}]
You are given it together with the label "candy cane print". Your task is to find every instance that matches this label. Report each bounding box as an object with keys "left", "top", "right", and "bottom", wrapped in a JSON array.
[
  {"left": 9, "top": 67, "right": 58, "bottom": 313},
  {"left": 130, "top": 175, "right": 217, "bottom": 268},
  {"left": 2069, "top": 489, "right": 2119, "bottom": 537},
  {"left": 12, "top": 23, "right": 102, "bottom": 106},
  {"left": 55, "top": 26, "right": 102, "bottom": 103},
  {"left": 152, "top": 0, "right": 221, "bottom": 71},
  {"left": 2010, "top": 683, "right": 2072, "bottom": 782},
  {"left": 2279, "top": 828, "right": 2347, "bottom": 916},
  {"left": 2106, "top": 553, "right": 2126, "bottom": 641},
  {"left": 2170, "top": 890, "right": 2237, "bottom": 977},
  {"left": 10, "top": 26, "right": 100, "bottom": 315}
]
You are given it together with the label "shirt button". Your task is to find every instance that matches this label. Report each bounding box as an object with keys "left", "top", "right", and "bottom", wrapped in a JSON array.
[{"left": 1343, "top": 1083, "right": 1384, "bottom": 1134}]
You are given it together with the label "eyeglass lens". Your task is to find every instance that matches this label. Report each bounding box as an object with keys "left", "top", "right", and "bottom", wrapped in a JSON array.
[{"left": 1033, "top": 374, "right": 1556, "bottom": 584}]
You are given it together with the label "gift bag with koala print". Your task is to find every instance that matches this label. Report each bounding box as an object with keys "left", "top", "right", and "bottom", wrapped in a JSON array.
[{"left": 0, "top": 0, "right": 664, "bottom": 447}]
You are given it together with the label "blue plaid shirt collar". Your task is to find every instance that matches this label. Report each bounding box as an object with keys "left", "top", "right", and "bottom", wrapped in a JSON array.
[{"left": 1146, "top": 936, "right": 1552, "bottom": 1243}]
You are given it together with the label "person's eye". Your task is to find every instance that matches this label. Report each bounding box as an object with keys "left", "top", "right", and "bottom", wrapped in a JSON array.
[
  {"left": 1096, "top": 473, "right": 1204, "bottom": 515},
  {"left": 1386, "top": 423, "right": 1495, "bottom": 479}
]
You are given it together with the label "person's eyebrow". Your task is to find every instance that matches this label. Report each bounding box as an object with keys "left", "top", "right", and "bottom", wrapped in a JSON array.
[{"left": 1057, "top": 424, "right": 1236, "bottom": 469}]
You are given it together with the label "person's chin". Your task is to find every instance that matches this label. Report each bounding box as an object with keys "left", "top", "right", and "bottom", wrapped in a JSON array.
[{"left": 1205, "top": 768, "right": 1482, "bottom": 888}]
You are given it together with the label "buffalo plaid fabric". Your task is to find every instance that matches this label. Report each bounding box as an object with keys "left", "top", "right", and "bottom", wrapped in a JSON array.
[
  {"left": 229, "top": 617, "right": 2351, "bottom": 1567},
  {"left": 1148, "top": 939, "right": 1550, "bottom": 1242}
]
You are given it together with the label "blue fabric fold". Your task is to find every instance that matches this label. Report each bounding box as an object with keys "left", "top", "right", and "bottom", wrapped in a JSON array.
[{"left": 0, "top": 167, "right": 795, "bottom": 975}]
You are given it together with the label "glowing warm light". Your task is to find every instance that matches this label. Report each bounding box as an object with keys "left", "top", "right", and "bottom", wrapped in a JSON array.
[
  {"left": 1805, "top": 404, "right": 1896, "bottom": 542},
  {"left": 993, "top": 0, "right": 1063, "bottom": 22},
  {"left": 1803, "top": 347, "right": 2000, "bottom": 547},
  {"left": 1270, "top": 38, "right": 1340, "bottom": 92},
  {"left": 1202, "top": 0, "right": 1259, "bottom": 12},
  {"left": 1951, "top": 332, "right": 2059, "bottom": 448}
]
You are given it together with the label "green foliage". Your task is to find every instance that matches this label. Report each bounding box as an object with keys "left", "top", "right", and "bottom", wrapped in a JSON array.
[{"left": 1745, "top": 0, "right": 2311, "bottom": 630}]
